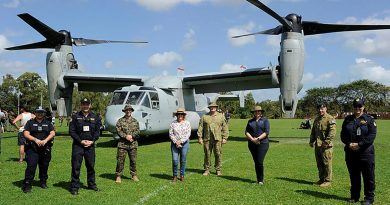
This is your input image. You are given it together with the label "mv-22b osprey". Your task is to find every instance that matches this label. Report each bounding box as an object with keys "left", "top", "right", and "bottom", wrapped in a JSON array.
[{"left": 6, "top": 0, "right": 390, "bottom": 137}]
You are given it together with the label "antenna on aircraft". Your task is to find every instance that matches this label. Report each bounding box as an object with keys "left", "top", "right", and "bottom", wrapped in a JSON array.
[{"left": 5, "top": 13, "right": 148, "bottom": 51}]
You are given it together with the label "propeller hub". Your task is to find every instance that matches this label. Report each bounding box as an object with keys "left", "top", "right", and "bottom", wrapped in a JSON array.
[
  {"left": 58, "top": 30, "right": 72, "bottom": 46},
  {"left": 285, "top": 13, "right": 302, "bottom": 33}
]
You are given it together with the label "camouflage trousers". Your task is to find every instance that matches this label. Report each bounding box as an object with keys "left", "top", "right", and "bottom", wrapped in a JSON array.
[
  {"left": 315, "top": 146, "right": 333, "bottom": 182},
  {"left": 116, "top": 141, "right": 138, "bottom": 177},
  {"left": 203, "top": 139, "right": 222, "bottom": 171}
]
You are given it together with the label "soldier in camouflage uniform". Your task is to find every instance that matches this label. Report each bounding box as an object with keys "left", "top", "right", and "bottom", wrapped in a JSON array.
[
  {"left": 115, "top": 105, "right": 140, "bottom": 183},
  {"left": 198, "top": 102, "right": 229, "bottom": 176},
  {"left": 309, "top": 103, "right": 336, "bottom": 187}
]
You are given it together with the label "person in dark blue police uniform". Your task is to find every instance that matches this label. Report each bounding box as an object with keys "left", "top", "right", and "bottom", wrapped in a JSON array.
[
  {"left": 21, "top": 106, "right": 55, "bottom": 193},
  {"left": 245, "top": 106, "right": 270, "bottom": 185},
  {"left": 69, "top": 98, "right": 102, "bottom": 195},
  {"left": 341, "top": 98, "right": 377, "bottom": 205}
]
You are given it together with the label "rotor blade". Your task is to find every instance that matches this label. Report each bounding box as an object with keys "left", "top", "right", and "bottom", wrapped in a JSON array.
[
  {"left": 303, "top": 21, "right": 390, "bottom": 35},
  {"left": 72, "top": 38, "right": 148, "bottom": 46},
  {"left": 5, "top": 40, "right": 54, "bottom": 50},
  {"left": 247, "top": 0, "right": 292, "bottom": 30},
  {"left": 233, "top": 26, "right": 283, "bottom": 38},
  {"left": 17, "top": 13, "right": 64, "bottom": 44}
]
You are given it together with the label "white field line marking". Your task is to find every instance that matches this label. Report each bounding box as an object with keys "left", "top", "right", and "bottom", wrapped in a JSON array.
[{"left": 134, "top": 158, "right": 233, "bottom": 205}]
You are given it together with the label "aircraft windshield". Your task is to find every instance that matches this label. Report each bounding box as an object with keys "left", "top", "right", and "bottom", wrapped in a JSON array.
[
  {"left": 126, "top": 92, "right": 146, "bottom": 106},
  {"left": 109, "top": 91, "right": 128, "bottom": 105}
]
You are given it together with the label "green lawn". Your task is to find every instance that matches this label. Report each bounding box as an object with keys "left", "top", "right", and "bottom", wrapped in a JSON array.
[{"left": 0, "top": 119, "right": 389, "bottom": 205}]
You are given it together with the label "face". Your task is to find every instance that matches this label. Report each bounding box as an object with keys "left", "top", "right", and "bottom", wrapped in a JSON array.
[
  {"left": 176, "top": 113, "right": 185, "bottom": 121},
  {"left": 80, "top": 103, "right": 91, "bottom": 113},
  {"left": 353, "top": 104, "right": 364, "bottom": 116},
  {"left": 253, "top": 110, "right": 262, "bottom": 118},
  {"left": 35, "top": 112, "right": 45, "bottom": 120},
  {"left": 209, "top": 106, "right": 217, "bottom": 113},
  {"left": 125, "top": 109, "right": 132, "bottom": 117},
  {"left": 318, "top": 107, "right": 327, "bottom": 116}
]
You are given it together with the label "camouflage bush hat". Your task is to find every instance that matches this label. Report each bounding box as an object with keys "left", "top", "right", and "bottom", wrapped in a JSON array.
[
  {"left": 208, "top": 102, "right": 218, "bottom": 108},
  {"left": 251, "top": 105, "right": 264, "bottom": 112},
  {"left": 122, "top": 104, "right": 134, "bottom": 112},
  {"left": 173, "top": 108, "right": 187, "bottom": 115}
]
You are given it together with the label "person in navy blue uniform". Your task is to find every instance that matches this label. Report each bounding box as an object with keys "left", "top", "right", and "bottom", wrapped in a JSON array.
[
  {"left": 69, "top": 98, "right": 102, "bottom": 195},
  {"left": 21, "top": 106, "right": 55, "bottom": 193},
  {"left": 245, "top": 106, "right": 270, "bottom": 185},
  {"left": 341, "top": 98, "right": 377, "bottom": 205}
]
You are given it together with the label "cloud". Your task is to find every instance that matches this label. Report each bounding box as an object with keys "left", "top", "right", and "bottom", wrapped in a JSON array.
[
  {"left": 153, "top": 24, "right": 163, "bottom": 31},
  {"left": 104, "top": 61, "right": 113, "bottom": 69},
  {"left": 147, "top": 51, "right": 182, "bottom": 68},
  {"left": 2, "top": 0, "right": 20, "bottom": 8},
  {"left": 303, "top": 72, "right": 336, "bottom": 83},
  {"left": 338, "top": 16, "right": 390, "bottom": 57},
  {"left": 350, "top": 58, "right": 390, "bottom": 85},
  {"left": 134, "top": 0, "right": 205, "bottom": 11},
  {"left": 0, "top": 35, "right": 13, "bottom": 53},
  {"left": 0, "top": 60, "right": 38, "bottom": 74},
  {"left": 182, "top": 29, "right": 196, "bottom": 50},
  {"left": 227, "top": 22, "right": 256, "bottom": 47},
  {"left": 219, "top": 63, "right": 245, "bottom": 73}
]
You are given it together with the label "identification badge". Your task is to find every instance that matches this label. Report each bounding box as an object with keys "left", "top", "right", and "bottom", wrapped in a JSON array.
[
  {"left": 83, "top": 126, "right": 90, "bottom": 132},
  {"left": 356, "top": 127, "right": 361, "bottom": 136},
  {"left": 38, "top": 126, "right": 42, "bottom": 131}
]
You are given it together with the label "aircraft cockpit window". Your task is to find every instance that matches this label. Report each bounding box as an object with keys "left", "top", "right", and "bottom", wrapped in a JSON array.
[
  {"left": 109, "top": 91, "right": 128, "bottom": 105},
  {"left": 141, "top": 94, "right": 150, "bottom": 108},
  {"left": 149, "top": 92, "right": 159, "bottom": 109},
  {"left": 126, "top": 92, "right": 145, "bottom": 105}
]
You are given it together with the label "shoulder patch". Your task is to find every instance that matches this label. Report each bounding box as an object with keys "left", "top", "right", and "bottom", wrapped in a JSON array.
[{"left": 373, "top": 122, "right": 377, "bottom": 127}]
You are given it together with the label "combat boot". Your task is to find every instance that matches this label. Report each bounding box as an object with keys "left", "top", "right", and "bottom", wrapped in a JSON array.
[
  {"left": 115, "top": 176, "right": 122, "bottom": 183},
  {"left": 22, "top": 184, "right": 32, "bottom": 193},
  {"left": 132, "top": 175, "right": 139, "bottom": 182},
  {"left": 216, "top": 170, "right": 222, "bottom": 176},
  {"left": 40, "top": 181, "right": 48, "bottom": 189},
  {"left": 202, "top": 170, "right": 210, "bottom": 176},
  {"left": 180, "top": 176, "right": 184, "bottom": 182},
  {"left": 172, "top": 176, "right": 177, "bottom": 183},
  {"left": 319, "top": 181, "right": 331, "bottom": 187}
]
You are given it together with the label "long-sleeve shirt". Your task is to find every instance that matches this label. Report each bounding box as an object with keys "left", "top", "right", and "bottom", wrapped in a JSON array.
[
  {"left": 245, "top": 116, "right": 270, "bottom": 143},
  {"left": 310, "top": 113, "right": 336, "bottom": 147},
  {"left": 69, "top": 111, "right": 101, "bottom": 144},
  {"left": 169, "top": 120, "right": 191, "bottom": 143},
  {"left": 197, "top": 112, "right": 229, "bottom": 141},
  {"left": 341, "top": 113, "right": 376, "bottom": 151}
]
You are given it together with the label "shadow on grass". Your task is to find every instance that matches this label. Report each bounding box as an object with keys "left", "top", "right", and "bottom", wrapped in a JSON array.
[
  {"left": 96, "top": 140, "right": 117, "bottom": 148},
  {"left": 53, "top": 181, "right": 88, "bottom": 191},
  {"left": 219, "top": 175, "right": 255, "bottom": 184},
  {"left": 6, "top": 157, "right": 22, "bottom": 162},
  {"left": 99, "top": 173, "right": 131, "bottom": 180},
  {"left": 296, "top": 190, "right": 349, "bottom": 202},
  {"left": 12, "top": 180, "right": 41, "bottom": 188},
  {"left": 150, "top": 173, "right": 171, "bottom": 180},
  {"left": 275, "top": 177, "right": 313, "bottom": 185},
  {"left": 185, "top": 168, "right": 204, "bottom": 174},
  {"left": 227, "top": 136, "right": 247, "bottom": 142}
]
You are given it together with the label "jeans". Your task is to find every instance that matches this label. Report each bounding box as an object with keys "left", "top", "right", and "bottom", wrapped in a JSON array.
[
  {"left": 248, "top": 142, "right": 269, "bottom": 183},
  {"left": 171, "top": 141, "right": 189, "bottom": 177}
]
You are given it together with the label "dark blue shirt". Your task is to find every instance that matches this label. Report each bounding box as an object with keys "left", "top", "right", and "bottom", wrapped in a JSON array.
[
  {"left": 69, "top": 111, "right": 102, "bottom": 144},
  {"left": 245, "top": 117, "right": 270, "bottom": 143},
  {"left": 341, "top": 113, "right": 376, "bottom": 151},
  {"left": 24, "top": 118, "right": 54, "bottom": 140}
]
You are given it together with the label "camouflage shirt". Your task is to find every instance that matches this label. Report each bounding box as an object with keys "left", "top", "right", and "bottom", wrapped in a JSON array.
[
  {"left": 116, "top": 116, "right": 140, "bottom": 147},
  {"left": 310, "top": 113, "right": 336, "bottom": 147},
  {"left": 197, "top": 112, "right": 229, "bottom": 141}
]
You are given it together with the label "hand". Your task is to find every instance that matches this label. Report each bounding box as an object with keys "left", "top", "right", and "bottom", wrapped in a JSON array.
[
  {"left": 175, "top": 140, "right": 182, "bottom": 147},
  {"left": 321, "top": 142, "right": 328, "bottom": 148},
  {"left": 349, "top": 143, "right": 360, "bottom": 151},
  {"left": 35, "top": 139, "right": 43, "bottom": 147},
  {"left": 251, "top": 138, "right": 259, "bottom": 144},
  {"left": 126, "top": 135, "right": 133, "bottom": 142},
  {"left": 198, "top": 138, "right": 203, "bottom": 145}
]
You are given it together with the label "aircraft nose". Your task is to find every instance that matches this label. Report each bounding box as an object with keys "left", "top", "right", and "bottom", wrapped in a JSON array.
[{"left": 104, "top": 105, "right": 122, "bottom": 133}]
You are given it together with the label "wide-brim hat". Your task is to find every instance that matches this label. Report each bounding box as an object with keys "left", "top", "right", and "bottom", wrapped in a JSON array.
[
  {"left": 208, "top": 102, "right": 218, "bottom": 108},
  {"left": 251, "top": 105, "right": 264, "bottom": 112},
  {"left": 35, "top": 106, "right": 46, "bottom": 113},
  {"left": 122, "top": 104, "right": 134, "bottom": 112},
  {"left": 173, "top": 108, "right": 187, "bottom": 115}
]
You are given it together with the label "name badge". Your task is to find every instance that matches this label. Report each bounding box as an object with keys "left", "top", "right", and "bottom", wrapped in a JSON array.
[
  {"left": 38, "top": 126, "right": 42, "bottom": 131},
  {"left": 356, "top": 127, "right": 361, "bottom": 136},
  {"left": 83, "top": 126, "right": 90, "bottom": 132}
]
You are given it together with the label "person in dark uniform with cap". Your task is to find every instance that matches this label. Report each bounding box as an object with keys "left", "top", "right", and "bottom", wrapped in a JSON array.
[
  {"left": 69, "top": 98, "right": 102, "bottom": 195},
  {"left": 21, "top": 106, "right": 55, "bottom": 193},
  {"left": 341, "top": 98, "right": 377, "bottom": 205}
]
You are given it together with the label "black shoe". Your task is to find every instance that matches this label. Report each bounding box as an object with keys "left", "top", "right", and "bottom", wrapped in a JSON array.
[
  {"left": 70, "top": 189, "right": 79, "bottom": 195},
  {"left": 40, "top": 182, "right": 48, "bottom": 189},
  {"left": 361, "top": 200, "right": 373, "bottom": 205},
  {"left": 89, "top": 186, "right": 100, "bottom": 192},
  {"left": 22, "top": 185, "right": 32, "bottom": 193}
]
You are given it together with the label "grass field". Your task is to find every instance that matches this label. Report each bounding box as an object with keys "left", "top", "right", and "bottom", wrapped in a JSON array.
[{"left": 0, "top": 119, "right": 389, "bottom": 205}]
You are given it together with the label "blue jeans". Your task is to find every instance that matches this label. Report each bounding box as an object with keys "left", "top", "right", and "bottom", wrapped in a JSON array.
[{"left": 171, "top": 141, "right": 189, "bottom": 177}]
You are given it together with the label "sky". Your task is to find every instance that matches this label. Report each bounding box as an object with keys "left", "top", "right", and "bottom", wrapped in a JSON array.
[{"left": 0, "top": 0, "right": 389, "bottom": 102}]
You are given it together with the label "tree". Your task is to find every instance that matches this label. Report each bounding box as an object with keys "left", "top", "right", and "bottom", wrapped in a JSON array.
[
  {"left": 0, "top": 74, "right": 18, "bottom": 111},
  {"left": 15, "top": 72, "right": 49, "bottom": 112}
]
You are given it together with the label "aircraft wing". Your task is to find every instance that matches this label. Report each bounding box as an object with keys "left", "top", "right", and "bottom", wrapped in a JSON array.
[
  {"left": 183, "top": 67, "right": 278, "bottom": 93},
  {"left": 63, "top": 72, "right": 144, "bottom": 92}
]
